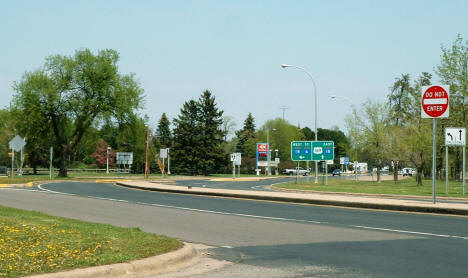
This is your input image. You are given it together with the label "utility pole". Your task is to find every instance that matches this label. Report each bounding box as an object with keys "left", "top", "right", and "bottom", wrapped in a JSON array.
[
  {"left": 279, "top": 106, "right": 289, "bottom": 120},
  {"left": 145, "top": 127, "right": 150, "bottom": 179}
]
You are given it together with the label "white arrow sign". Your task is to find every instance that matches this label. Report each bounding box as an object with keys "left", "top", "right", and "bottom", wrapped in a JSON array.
[{"left": 445, "top": 127, "right": 466, "bottom": 146}]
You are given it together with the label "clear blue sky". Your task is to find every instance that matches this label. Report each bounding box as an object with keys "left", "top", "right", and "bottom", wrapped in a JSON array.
[{"left": 1, "top": 1, "right": 467, "bottom": 133}]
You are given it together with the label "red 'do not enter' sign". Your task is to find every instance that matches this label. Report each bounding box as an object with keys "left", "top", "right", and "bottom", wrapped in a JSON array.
[{"left": 421, "top": 85, "right": 450, "bottom": 118}]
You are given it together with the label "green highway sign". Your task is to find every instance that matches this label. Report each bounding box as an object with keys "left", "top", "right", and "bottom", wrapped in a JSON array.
[
  {"left": 312, "top": 141, "right": 334, "bottom": 161},
  {"left": 291, "top": 141, "right": 312, "bottom": 161}
]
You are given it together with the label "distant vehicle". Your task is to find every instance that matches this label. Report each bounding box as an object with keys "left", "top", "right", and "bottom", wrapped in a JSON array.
[
  {"left": 282, "top": 167, "right": 310, "bottom": 176},
  {"left": 402, "top": 168, "right": 415, "bottom": 176},
  {"left": 332, "top": 169, "right": 341, "bottom": 176}
]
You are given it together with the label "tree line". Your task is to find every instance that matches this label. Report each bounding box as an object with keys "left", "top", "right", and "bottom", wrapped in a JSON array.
[
  {"left": 1, "top": 47, "right": 350, "bottom": 176},
  {"left": 346, "top": 35, "right": 467, "bottom": 184}
]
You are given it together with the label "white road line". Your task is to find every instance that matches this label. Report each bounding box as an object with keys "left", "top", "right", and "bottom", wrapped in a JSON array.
[
  {"left": 0, "top": 188, "right": 42, "bottom": 192},
  {"left": 349, "top": 225, "right": 468, "bottom": 240},
  {"left": 38, "top": 184, "right": 77, "bottom": 196},
  {"left": 35, "top": 183, "right": 468, "bottom": 241}
]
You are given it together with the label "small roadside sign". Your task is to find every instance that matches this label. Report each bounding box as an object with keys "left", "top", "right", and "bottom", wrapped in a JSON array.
[
  {"left": 421, "top": 85, "right": 449, "bottom": 118},
  {"left": 160, "top": 148, "right": 168, "bottom": 158},
  {"left": 445, "top": 128, "right": 466, "bottom": 146},
  {"left": 9, "top": 135, "right": 26, "bottom": 151},
  {"left": 230, "top": 153, "right": 241, "bottom": 165}
]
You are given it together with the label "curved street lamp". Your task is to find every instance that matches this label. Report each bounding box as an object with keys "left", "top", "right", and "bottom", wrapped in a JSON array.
[{"left": 281, "top": 64, "right": 319, "bottom": 183}]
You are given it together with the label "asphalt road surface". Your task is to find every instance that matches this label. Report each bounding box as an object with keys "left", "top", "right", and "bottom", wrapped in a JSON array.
[{"left": 0, "top": 181, "right": 467, "bottom": 277}]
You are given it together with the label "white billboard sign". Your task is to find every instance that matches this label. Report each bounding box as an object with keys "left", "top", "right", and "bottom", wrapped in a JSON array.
[
  {"left": 160, "top": 148, "right": 168, "bottom": 158},
  {"left": 116, "top": 152, "right": 133, "bottom": 164}
]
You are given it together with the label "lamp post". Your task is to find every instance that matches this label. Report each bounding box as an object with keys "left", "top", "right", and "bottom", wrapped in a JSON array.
[
  {"left": 106, "top": 146, "right": 111, "bottom": 174},
  {"left": 330, "top": 94, "right": 356, "bottom": 180},
  {"left": 281, "top": 64, "right": 319, "bottom": 183},
  {"left": 145, "top": 126, "right": 150, "bottom": 179}
]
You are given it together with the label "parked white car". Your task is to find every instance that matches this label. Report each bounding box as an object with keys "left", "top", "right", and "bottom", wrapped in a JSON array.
[{"left": 282, "top": 167, "right": 310, "bottom": 176}]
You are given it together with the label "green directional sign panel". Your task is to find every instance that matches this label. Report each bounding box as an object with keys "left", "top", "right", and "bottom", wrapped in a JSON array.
[
  {"left": 291, "top": 141, "right": 312, "bottom": 161},
  {"left": 312, "top": 141, "right": 334, "bottom": 161}
]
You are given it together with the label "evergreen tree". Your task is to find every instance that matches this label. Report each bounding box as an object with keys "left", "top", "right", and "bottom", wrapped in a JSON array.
[
  {"left": 172, "top": 100, "right": 202, "bottom": 175},
  {"left": 387, "top": 74, "right": 412, "bottom": 126},
  {"left": 157, "top": 113, "right": 172, "bottom": 148},
  {"left": 236, "top": 113, "right": 256, "bottom": 155},
  {"left": 198, "top": 90, "right": 226, "bottom": 175},
  {"left": 172, "top": 91, "right": 226, "bottom": 175}
]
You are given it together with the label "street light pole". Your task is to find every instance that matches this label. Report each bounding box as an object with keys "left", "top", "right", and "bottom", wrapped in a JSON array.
[
  {"left": 330, "top": 94, "right": 356, "bottom": 179},
  {"left": 281, "top": 64, "right": 318, "bottom": 183},
  {"left": 145, "top": 127, "right": 150, "bottom": 179}
]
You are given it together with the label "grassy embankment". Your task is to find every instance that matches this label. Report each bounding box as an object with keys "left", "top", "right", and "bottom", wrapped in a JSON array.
[
  {"left": 0, "top": 206, "right": 182, "bottom": 278},
  {"left": 277, "top": 176, "right": 468, "bottom": 198}
]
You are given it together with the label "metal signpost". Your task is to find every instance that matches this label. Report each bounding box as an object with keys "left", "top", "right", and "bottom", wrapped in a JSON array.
[
  {"left": 445, "top": 127, "right": 465, "bottom": 195},
  {"left": 421, "top": 85, "right": 450, "bottom": 204},
  {"left": 49, "top": 147, "right": 53, "bottom": 179}
]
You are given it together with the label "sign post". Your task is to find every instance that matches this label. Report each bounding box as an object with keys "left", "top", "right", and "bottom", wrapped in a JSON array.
[
  {"left": 445, "top": 128, "right": 466, "bottom": 195},
  {"left": 50, "top": 147, "right": 53, "bottom": 179},
  {"left": 422, "top": 85, "right": 450, "bottom": 204}
]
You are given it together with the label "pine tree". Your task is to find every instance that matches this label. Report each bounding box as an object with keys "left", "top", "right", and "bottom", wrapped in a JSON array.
[
  {"left": 236, "top": 113, "right": 256, "bottom": 155},
  {"left": 171, "top": 100, "right": 201, "bottom": 175},
  {"left": 198, "top": 90, "right": 226, "bottom": 175},
  {"left": 171, "top": 91, "right": 226, "bottom": 175},
  {"left": 157, "top": 113, "right": 172, "bottom": 148}
]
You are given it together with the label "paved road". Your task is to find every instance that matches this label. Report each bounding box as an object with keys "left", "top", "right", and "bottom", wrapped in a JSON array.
[
  {"left": 167, "top": 175, "right": 348, "bottom": 191},
  {"left": 1, "top": 182, "right": 467, "bottom": 277}
]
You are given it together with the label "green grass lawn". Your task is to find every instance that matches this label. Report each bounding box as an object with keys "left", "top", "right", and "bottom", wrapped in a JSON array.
[
  {"left": 0, "top": 172, "right": 170, "bottom": 185},
  {"left": 277, "top": 176, "right": 468, "bottom": 198},
  {"left": 0, "top": 206, "right": 182, "bottom": 278}
]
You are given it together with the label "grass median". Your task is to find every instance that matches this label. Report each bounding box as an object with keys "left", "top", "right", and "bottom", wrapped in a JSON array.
[
  {"left": 0, "top": 206, "right": 182, "bottom": 278},
  {"left": 277, "top": 176, "right": 468, "bottom": 198}
]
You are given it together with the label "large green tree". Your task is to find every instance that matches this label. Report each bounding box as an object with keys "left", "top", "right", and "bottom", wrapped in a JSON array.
[
  {"left": 12, "top": 49, "right": 143, "bottom": 176},
  {"left": 171, "top": 100, "right": 201, "bottom": 175},
  {"left": 346, "top": 99, "right": 390, "bottom": 182},
  {"left": 171, "top": 91, "right": 226, "bottom": 175},
  {"left": 198, "top": 91, "right": 226, "bottom": 175}
]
